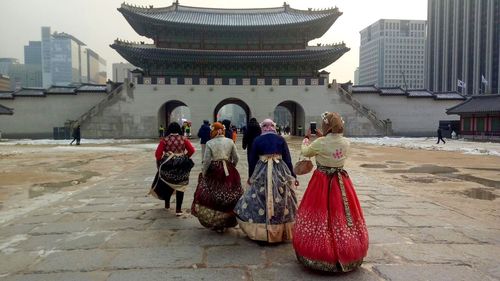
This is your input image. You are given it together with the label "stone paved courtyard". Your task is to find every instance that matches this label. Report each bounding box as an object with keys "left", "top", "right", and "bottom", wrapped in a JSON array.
[{"left": 0, "top": 138, "right": 499, "bottom": 281}]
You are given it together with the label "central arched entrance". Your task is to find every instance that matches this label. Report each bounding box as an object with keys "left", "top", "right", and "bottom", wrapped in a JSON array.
[
  {"left": 213, "top": 98, "right": 251, "bottom": 129},
  {"left": 273, "top": 101, "right": 305, "bottom": 136},
  {"left": 158, "top": 100, "right": 191, "bottom": 129}
]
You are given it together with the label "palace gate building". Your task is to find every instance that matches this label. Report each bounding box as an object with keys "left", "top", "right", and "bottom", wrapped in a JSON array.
[{"left": 64, "top": 2, "right": 389, "bottom": 138}]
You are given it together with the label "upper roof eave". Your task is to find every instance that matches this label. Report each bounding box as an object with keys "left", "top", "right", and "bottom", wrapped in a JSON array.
[{"left": 118, "top": 2, "right": 341, "bottom": 29}]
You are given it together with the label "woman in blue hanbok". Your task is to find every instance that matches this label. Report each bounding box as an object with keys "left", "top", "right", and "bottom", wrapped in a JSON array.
[{"left": 234, "top": 119, "right": 298, "bottom": 243}]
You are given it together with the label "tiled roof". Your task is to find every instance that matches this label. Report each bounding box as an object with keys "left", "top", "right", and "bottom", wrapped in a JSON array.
[
  {"left": 0, "top": 91, "right": 14, "bottom": 99},
  {"left": 13, "top": 88, "right": 46, "bottom": 97},
  {"left": 433, "top": 91, "right": 466, "bottom": 100},
  {"left": 77, "top": 85, "right": 107, "bottom": 92},
  {"left": 352, "top": 86, "right": 467, "bottom": 101},
  {"left": 119, "top": 3, "right": 340, "bottom": 27},
  {"left": 447, "top": 94, "right": 500, "bottom": 114},
  {"left": 3, "top": 85, "right": 107, "bottom": 100},
  {"left": 351, "top": 85, "right": 380, "bottom": 93},
  {"left": 0, "top": 104, "right": 13, "bottom": 115},
  {"left": 111, "top": 41, "right": 349, "bottom": 69},
  {"left": 406, "top": 89, "right": 433, "bottom": 98},
  {"left": 379, "top": 87, "right": 406, "bottom": 95},
  {"left": 46, "top": 86, "right": 77, "bottom": 94}
]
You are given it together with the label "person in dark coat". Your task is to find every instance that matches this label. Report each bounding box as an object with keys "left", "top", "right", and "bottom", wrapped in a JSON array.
[
  {"left": 197, "top": 120, "right": 211, "bottom": 161},
  {"left": 436, "top": 127, "right": 446, "bottom": 144},
  {"left": 222, "top": 119, "right": 233, "bottom": 139},
  {"left": 242, "top": 117, "right": 262, "bottom": 177},
  {"left": 70, "top": 125, "right": 81, "bottom": 145}
]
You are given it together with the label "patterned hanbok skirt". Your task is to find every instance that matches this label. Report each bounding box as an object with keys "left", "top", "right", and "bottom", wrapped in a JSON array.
[
  {"left": 150, "top": 153, "right": 194, "bottom": 198},
  {"left": 292, "top": 166, "right": 369, "bottom": 272},
  {"left": 191, "top": 161, "right": 243, "bottom": 230},
  {"left": 234, "top": 155, "right": 297, "bottom": 243}
]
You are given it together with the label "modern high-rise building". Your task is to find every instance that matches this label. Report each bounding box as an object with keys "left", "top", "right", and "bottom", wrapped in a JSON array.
[
  {"left": 86, "top": 49, "right": 107, "bottom": 84},
  {"left": 8, "top": 64, "right": 43, "bottom": 90},
  {"left": 41, "top": 27, "right": 52, "bottom": 88},
  {"left": 51, "top": 32, "right": 87, "bottom": 86},
  {"left": 0, "top": 58, "right": 42, "bottom": 90},
  {"left": 354, "top": 67, "right": 360, "bottom": 85},
  {"left": 41, "top": 27, "right": 107, "bottom": 87},
  {"left": 0, "top": 58, "right": 20, "bottom": 76},
  {"left": 24, "top": 41, "right": 42, "bottom": 65},
  {"left": 426, "top": 0, "right": 500, "bottom": 95},
  {"left": 359, "top": 19, "right": 426, "bottom": 89},
  {"left": 112, "top": 62, "right": 136, "bottom": 82}
]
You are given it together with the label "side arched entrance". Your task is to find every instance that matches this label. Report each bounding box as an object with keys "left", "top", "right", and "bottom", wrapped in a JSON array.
[
  {"left": 273, "top": 101, "right": 305, "bottom": 136},
  {"left": 158, "top": 100, "right": 191, "bottom": 128}
]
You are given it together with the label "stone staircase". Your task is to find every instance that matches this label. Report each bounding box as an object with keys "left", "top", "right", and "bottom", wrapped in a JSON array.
[
  {"left": 335, "top": 84, "right": 392, "bottom": 136},
  {"left": 73, "top": 83, "right": 125, "bottom": 136}
]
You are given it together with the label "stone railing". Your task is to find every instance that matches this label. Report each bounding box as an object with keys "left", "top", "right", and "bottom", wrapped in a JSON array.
[{"left": 336, "top": 85, "right": 392, "bottom": 135}]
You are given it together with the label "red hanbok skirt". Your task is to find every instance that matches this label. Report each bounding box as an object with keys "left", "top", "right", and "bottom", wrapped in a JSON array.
[{"left": 293, "top": 167, "right": 368, "bottom": 272}]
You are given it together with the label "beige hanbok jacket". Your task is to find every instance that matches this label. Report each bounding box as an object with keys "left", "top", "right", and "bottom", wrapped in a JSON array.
[
  {"left": 202, "top": 136, "right": 239, "bottom": 175},
  {"left": 301, "top": 133, "right": 350, "bottom": 168}
]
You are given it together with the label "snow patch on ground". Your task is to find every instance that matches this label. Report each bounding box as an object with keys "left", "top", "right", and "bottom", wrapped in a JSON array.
[
  {"left": 350, "top": 137, "right": 500, "bottom": 157},
  {"left": 0, "top": 139, "right": 149, "bottom": 146}
]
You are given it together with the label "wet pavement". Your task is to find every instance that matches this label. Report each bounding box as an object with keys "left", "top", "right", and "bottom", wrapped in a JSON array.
[{"left": 0, "top": 139, "right": 499, "bottom": 281}]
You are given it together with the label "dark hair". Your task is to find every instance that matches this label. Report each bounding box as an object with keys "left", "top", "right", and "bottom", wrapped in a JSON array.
[{"left": 166, "top": 122, "right": 182, "bottom": 135}]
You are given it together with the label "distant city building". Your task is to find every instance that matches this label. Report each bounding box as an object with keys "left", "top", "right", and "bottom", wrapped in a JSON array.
[
  {"left": 8, "top": 64, "right": 43, "bottom": 90},
  {"left": 0, "top": 58, "right": 42, "bottom": 90},
  {"left": 24, "top": 41, "right": 42, "bottom": 65},
  {"left": 0, "top": 74, "right": 10, "bottom": 91},
  {"left": 354, "top": 67, "right": 360, "bottom": 85},
  {"left": 359, "top": 19, "right": 426, "bottom": 89},
  {"left": 112, "top": 62, "right": 136, "bottom": 82},
  {"left": 426, "top": 0, "right": 500, "bottom": 95},
  {"left": 86, "top": 49, "right": 107, "bottom": 84},
  {"left": 0, "top": 58, "right": 19, "bottom": 76},
  {"left": 51, "top": 31, "right": 87, "bottom": 86},
  {"left": 41, "top": 27, "right": 52, "bottom": 88},
  {"left": 41, "top": 27, "right": 107, "bottom": 88}
]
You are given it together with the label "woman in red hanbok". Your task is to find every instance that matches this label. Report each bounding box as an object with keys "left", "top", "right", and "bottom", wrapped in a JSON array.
[
  {"left": 293, "top": 112, "right": 368, "bottom": 272},
  {"left": 150, "top": 122, "right": 195, "bottom": 216}
]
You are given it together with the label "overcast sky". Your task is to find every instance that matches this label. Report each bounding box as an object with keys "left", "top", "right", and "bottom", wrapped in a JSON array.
[{"left": 0, "top": 0, "right": 427, "bottom": 83}]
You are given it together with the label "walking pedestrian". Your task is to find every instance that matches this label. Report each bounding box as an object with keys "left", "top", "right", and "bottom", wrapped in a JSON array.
[
  {"left": 436, "top": 127, "right": 446, "bottom": 144},
  {"left": 191, "top": 122, "right": 243, "bottom": 232},
  {"left": 150, "top": 122, "right": 195, "bottom": 216},
  {"left": 69, "top": 125, "right": 81, "bottom": 145},
  {"left": 242, "top": 118, "right": 262, "bottom": 177},
  {"left": 197, "top": 120, "right": 211, "bottom": 162},
  {"left": 234, "top": 119, "right": 298, "bottom": 243},
  {"left": 222, "top": 119, "right": 233, "bottom": 139},
  {"left": 293, "top": 112, "right": 368, "bottom": 272}
]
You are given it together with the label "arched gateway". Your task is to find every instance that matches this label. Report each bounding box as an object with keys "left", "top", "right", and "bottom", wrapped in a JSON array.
[{"left": 79, "top": 3, "right": 383, "bottom": 138}]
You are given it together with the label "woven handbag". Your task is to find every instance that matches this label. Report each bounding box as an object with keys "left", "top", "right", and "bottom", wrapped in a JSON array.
[{"left": 293, "top": 157, "right": 313, "bottom": 175}]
